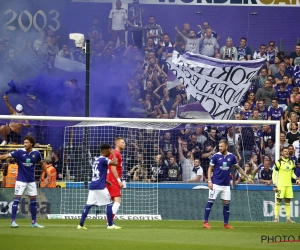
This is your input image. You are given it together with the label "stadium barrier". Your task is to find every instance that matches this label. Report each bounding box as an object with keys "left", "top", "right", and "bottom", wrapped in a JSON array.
[{"left": 1, "top": 187, "right": 299, "bottom": 222}]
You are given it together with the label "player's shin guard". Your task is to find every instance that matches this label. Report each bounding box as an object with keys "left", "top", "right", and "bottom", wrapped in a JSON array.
[
  {"left": 285, "top": 202, "right": 291, "bottom": 219},
  {"left": 106, "top": 203, "right": 113, "bottom": 226},
  {"left": 223, "top": 202, "right": 230, "bottom": 225},
  {"left": 30, "top": 198, "right": 37, "bottom": 224},
  {"left": 204, "top": 200, "right": 214, "bottom": 222},
  {"left": 274, "top": 202, "right": 281, "bottom": 219},
  {"left": 80, "top": 205, "right": 91, "bottom": 227},
  {"left": 112, "top": 202, "right": 120, "bottom": 221},
  {"left": 11, "top": 197, "right": 21, "bottom": 222}
]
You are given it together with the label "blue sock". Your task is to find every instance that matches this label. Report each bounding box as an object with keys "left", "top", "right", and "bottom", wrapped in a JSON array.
[
  {"left": 106, "top": 203, "right": 113, "bottom": 226},
  {"left": 30, "top": 198, "right": 37, "bottom": 224},
  {"left": 11, "top": 197, "right": 21, "bottom": 222},
  {"left": 204, "top": 200, "right": 214, "bottom": 222},
  {"left": 223, "top": 202, "right": 230, "bottom": 225},
  {"left": 80, "top": 205, "right": 91, "bottom": 227}
]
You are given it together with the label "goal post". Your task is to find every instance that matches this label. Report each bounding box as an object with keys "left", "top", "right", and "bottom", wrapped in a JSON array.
[{"left": 0, "top": 115, "right": 281, "bottom": 221}]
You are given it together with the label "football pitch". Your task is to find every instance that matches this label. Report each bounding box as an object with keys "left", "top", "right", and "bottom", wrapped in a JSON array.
[{"left": 1, "top": 219, "right": 300, "bottom": 250}]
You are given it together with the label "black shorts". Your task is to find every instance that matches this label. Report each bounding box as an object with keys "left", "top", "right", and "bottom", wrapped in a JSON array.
[{"left": 7, "top": 126, "right": 21, "bottom": 144}]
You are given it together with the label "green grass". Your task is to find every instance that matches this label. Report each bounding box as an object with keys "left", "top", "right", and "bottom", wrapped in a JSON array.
[{"left": 1, "top": 219, "right": 300, "bottom": 250}]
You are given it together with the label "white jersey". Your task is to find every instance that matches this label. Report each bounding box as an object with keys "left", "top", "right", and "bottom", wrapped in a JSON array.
[
  {"left": 109, "top": 8, "right": 127, "bottom": 30},
  {"left": 191, "top": 166, "right": 203, "bottom": 182}
]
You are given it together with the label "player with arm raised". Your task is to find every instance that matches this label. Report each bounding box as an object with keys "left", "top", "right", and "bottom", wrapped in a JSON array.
[
  {"left": 272, "top": 147, "right": 300, "bottom": 223},
  {"left": 77, "top": 144, "right": 120, "bottom": 230},
  {"left": 203, "top": 139, "right": 254, "bottom": 229},
  {"left": 106, "top": 137, "right": 126, "bottom": 225},
  {"left": 0, "top": 135, "right": 47, "bottom": 228}
]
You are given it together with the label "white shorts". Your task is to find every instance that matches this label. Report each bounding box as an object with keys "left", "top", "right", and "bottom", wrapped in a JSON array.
[
  {"left": 86, "top": 188, "right": 112, "bottom": 206},
  {"left": 15, "top": 181, "right": 37, "bottom": 196},
  {"left": 208, "top": 184, "right": 231, "bottom": 201}
]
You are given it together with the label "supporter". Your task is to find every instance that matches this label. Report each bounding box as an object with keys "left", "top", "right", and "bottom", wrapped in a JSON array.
[
  {"left": 197, "top": 21, "right": 220, "bottom": 41},
  {"left": 240, "top": 163, "right": 255, "bottom": 183},
  {"left": 275, "top": 84, "right": 290, "bottom": 111},
  {"left": 171, "top": 94, "right": 185, "bottom": 111},
  {"left": 33, "top": 31, "right": 46, "bottom": 51},
  {"left": 0, "top": 95, "right": 30, "bottom": 145},
  {"left": 254, "top": 68, "right": 268, "bottom": 92},
  {"left": 255, "top": 80, "right": 275, "bottom": 107},
  {"left": 238, "top": 127, "right": 255, "bottom": 166},
  {"left": 57, "top": 44, "right": 74, "bottom": 60},
  {"left": 280, "top": 132, "right": 289, "bottom": 150},
  {"left": 240, "top": 101, "right": 252, "bottom": 120},
  {"left": 2, "top": 158, "right": 18, "bottom": 188},
  {"left": 243, "top": 92, "right": 256, "bottom": 110},
  {"left": 284, "top": 98, "right": 300, "bottom": 123},
  {"left": 236, "top": 37, "right": 251, "bottom": 61},
  {"left": 175, "top": 26, "right": 201, "bottom": 54},
  {"left": 289, "top": 43, "right": 300, "bottom": 66},
  {"left": 290, "top": 141, "right": 299, "bottom": 164},
  {"left": 286, "top": 112, "right": 299, "bottom": 132},
  {"left": 159, "top": 131, "right": 176, "bottom": 156},
  {"left": 146, "top": 15, "right": 163, "bottom": 45},
  {"left": 260, "top": 124, "right": 276, "bottom": 152},
  {"left": 128, "top": 0, "right": 145, "bottom": 48},
  {"left": 142, "top": 38, "right": 156, "bottom": 57},
  {"left": 148, "top": 154, "right": 166, "bottom": 182},
  {"left": 266, "top": 41, "right": 278, "bottom": 66},
  {"left": 268, "top": 56, "right": 280, "bottom": 76},
  {"left": 248, "top": 108, "right": 262, "bottom": 121},
  {"left": 259, "top": 158, "right": 273, "bottom": 185},
  {"left": 215, "top": 53, "right": 221, "bottom": 59},
  {"left": 274, "top": 63, "right": 292, "bottom": 85},
  {"left": 256, "top": 99, "right": 268, "bottom": 120},
  {"left": 284, "top": 55, "right": 294, "bottom": 76},
  {"left": 160, "top": 88, "right": 174, "bottom": 113},
  {"left": 130, "top": 163, "right": 147, "bottom": 182},
  {"left": 187, "top": 133, "right": 202, "bottom": 159},
  {"left": 248, "top": 153, "right": 259, "bottom": 173},
  {"left": 45, "top": 35, "right": 59, "bottom": 55},
  {"left": 157, "top": 34, "right": 173, "bottom": 64},
  {"left": 267, "top": 98, "right": 285, "bottom": 132},
  {"left": 175, "top": 23, "right": 190, "bottom": 44},
  {"left": 199, "top": 28, "right": 219, "bottom": 57},
  {"left": 290, "top": 87, "right": 299, "bottom": 103},
  {"left": 264, "top": 139, "right": 275, "bottom": 162},
  {"left": 51, "top": 151, "right": 63, "bottom": 180},
  {"left": 285, "top": 122, "right": 300, "bottom": 145},
  {"left": 219, "top": 37, "right": 238, "bottom": 60},
  {"left": 165, "top": 156, "right": 182, "bottom": 181},
  {"left": 253, "top": 44, "right": 268, "bottom": 60},
  {"left": 168, "top": 109, "right": 176, "bottom": 119},
  {"left": 40, "top": 157, "right": 57, "bottom": 188},
  {"left": 187, "top": 159, "right": 204, "bottom": 182},
  {"left": 201, "top": 142, "right": 216, "bottom": 180},
  {"left": 88, "top": 17, "right": 102, "bottom": 40},
  {"left": 108, "top": 0, "right": 133, "bottom": 47},
  {"left": 178, "top": 137, "right": 194, "bottom": 182},
  {"left": 204, "top": 127, "right": 219, "bottom": 149},
  {"left": 225, "top": 126, "right": 239, "bottom": 154}
]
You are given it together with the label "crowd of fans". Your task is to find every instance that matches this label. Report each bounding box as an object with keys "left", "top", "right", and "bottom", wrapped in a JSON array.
[{"left": 1, "top": 0, "right": 300, "bottom": 186}]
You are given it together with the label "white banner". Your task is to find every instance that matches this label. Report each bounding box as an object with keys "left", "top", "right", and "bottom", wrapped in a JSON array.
[
  {"left": 167, "top": 51, "right": 265, "bottom": 120},
  {"left": 54, "top": 56, "right": 86, "bottom": 72},
  {"left": 47, "top": 214, "right": 162, "bottom": 220},
  {"left": 71, "top": 0, "right": 300, "bottom": 8}
]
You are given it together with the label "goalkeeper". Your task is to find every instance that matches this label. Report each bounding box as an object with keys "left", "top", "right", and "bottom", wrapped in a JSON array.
[{"left": 272, "top": 147, "right": 300, "bottom": 223}]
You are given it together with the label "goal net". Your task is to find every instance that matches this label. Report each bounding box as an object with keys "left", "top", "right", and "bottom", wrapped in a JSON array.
[
  {"left": 0, "top": 116, "right": 281, "bottom": 221},
  {"left": 59, "top": 121, "right": 181, "bottom": 219}
]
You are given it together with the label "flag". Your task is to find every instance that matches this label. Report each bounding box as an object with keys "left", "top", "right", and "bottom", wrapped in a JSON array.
[
  {"left": 167, "top": 51, "right": 265, "bottom": 120},
  {"left": 177, "top": 102, "right": 214, "bottom": 120},
  {"left": 166, "top": 69, "right": 182, "bottom": 90},
  {"left": 54, "top": 56, "right": 85, "bottom": 72}
]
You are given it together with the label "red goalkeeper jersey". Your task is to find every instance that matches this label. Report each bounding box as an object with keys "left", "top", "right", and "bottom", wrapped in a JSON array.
[{"left": 107, "top": 150, "right": 123, "bottom": 181}]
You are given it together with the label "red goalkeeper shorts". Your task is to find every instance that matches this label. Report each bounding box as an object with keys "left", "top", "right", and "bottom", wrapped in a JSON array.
[{"left": 106, "top": 179, "right": 121, "bottom": 199}]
